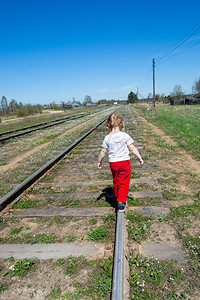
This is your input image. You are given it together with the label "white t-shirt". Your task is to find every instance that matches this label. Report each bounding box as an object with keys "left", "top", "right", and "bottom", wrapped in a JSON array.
[{"left": 102, "top": 131, "right": 134, "bottom": 162}]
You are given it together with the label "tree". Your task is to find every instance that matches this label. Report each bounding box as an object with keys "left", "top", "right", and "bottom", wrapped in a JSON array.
[
  {"left": 1, "top": 96, "right": 8, "bottom": 116},
  {"left": 9, "top": 99, "right": 19, "bottom": 115},
  {"left": 155, "top": 94, "right": 160, "bottom": 101},
  {"left": 83, "top": 95, "right": 92, "bottom": 106},
  {"left": 127, "top": 91, "right": 137, "bottom": 104},
  {"left": 170, "top": 84, "right": 184, "bottom": 99},
  {"left": 193, "top": 78, "right": 200, "bottom": 95}
]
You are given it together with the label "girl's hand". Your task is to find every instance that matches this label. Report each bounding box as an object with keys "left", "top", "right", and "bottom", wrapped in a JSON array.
[
  {"left": 98, "top": 161, "right": 102, "bottom": 169},
  {"left": 139, "top": 158, "right": 144, "bottom": 165}
]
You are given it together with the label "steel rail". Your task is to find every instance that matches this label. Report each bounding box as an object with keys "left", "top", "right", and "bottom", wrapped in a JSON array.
[
  {"left": 0, "top": 112, "right": 115, "bottom": 211},
  {"left": 0, "top": 114, "right": 86, "bottom": 143},
  {"left": 112, "top": 211, "right": 124, "bottom": 300},
  {"left": 0, "top": 108, "right": 106, "bottom": 138},
  {"left": 111, "top": 105, "right": 126, "bottom": 300},
  {"left": 0, "top": 112, "right": 86, "bottom": 137},
  {"left": 0, "top": 110, "right": 104, "bottom": 143}
]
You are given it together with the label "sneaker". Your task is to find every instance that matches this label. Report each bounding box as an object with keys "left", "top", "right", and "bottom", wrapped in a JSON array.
[{"left": 118, "top": 202, "right": 126, "bottom": 212}]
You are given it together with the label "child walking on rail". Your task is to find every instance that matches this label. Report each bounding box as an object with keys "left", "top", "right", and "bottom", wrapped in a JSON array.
[{"left": 98, "top": 113, "right": 144, "bottom": 212}]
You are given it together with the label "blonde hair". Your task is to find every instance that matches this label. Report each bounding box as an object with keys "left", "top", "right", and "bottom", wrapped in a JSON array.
[{"left": 107, "top": 113, "right": 124, "bottom": 133}]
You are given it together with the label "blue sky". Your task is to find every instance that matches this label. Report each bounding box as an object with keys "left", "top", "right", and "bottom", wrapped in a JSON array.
[{"left": 0, "top": 0, "right": 200, "bottom": 104}]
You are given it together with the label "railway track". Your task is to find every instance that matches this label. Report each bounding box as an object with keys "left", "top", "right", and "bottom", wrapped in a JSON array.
[
  {"left": 0, "top": 109, "right": 103, "bottom": 143},
  {"left": 0, "top": 106, "right": 164, "bottom": 299}
]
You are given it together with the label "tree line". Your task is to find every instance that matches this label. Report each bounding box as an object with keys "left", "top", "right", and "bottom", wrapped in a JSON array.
[
  {"left": 0, "top": 96, "right": 43, "bottom": 117},
  {"left": 129, "top": 78, "right": 200, "bottom": 103}
]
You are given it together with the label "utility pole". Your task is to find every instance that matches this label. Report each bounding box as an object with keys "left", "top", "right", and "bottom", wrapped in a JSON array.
[
  {"left": 152, "top": 58, "right": 156, "bottom": 108},
  {"left": 136, "top": 87, "right": 138, "bottom": 105}
]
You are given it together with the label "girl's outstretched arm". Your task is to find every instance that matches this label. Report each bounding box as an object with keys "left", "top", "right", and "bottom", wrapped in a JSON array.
[
  {"left": 98, "top": 148, "right": 107, "bottom": 169},
  {"left": 128, "top": 144, "right": 144, "bottom": 165}
]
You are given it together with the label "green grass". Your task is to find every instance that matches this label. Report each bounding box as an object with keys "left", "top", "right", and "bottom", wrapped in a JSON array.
[
  {"left": 127, "top": 214, "right": 153, "bottom": 243},
  {"left": 89, "top": 218, "right": 98, "bottom": 225},
  {"left": 10, "top": 227, "right": 23, "bottom": 235},
  {"left": 48, "top": 285, "right": 62, "bottom": 299},
  {"left": 0, "top": 233, "right": 55, "bottom": 244},
  {"left": 135, "top": 105, "right": 200, "bottom": 160},
  {"left": 64, "top": 256, "right": 87, "bottom": 275},
  {"left": 10, "top": 259, "right": 37, "bottom": 277},
  {"left": 43, "top": 133, "right": 59, "bottom": 142},
  {"left": 129, "top": 251, "right": 186, "bottom": 299},
  {"left": 51, "top": 256, "right": 113, "bottom": 299},
  {"left": 155, "top": 138, "right": 176, "bottom": 150},
  {"left": 88, "top": 227, "right": 109, "bottom": 241},
  {"left": 0, "top": 283, "right": 8, "bottom": 293},
  {"left": 159, "top": 200, "right": 200, "bottom": 278},
  {"left": 0, "top": 218, "right": 7, "bottom": 230},
  {"left": 13, "top": 198, "right": 39, "bottom": 208},
  {"left": 66, "top": 235, "right": 77, "bottom": 242}
]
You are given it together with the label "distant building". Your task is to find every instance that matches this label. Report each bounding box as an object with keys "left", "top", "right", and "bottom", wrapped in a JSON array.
[
  {"left": 85, "top": 102, "right": 97, "bottom": 107},
  {"left": 119, "top": 100, "right": 127, "bottom": 104},
  {"left": 65, "top": 100, "right": 82, "bottom": 108},
  {"left": 170, "top": 97, "right": 200, "bottom": 105},
  {"left": 43, "top": 104, "right": 51, "bottom": 109}
]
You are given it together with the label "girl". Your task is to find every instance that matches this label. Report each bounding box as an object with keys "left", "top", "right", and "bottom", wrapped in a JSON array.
[{"left": 98, "top": 113, "right": 143, "bottom": 211}]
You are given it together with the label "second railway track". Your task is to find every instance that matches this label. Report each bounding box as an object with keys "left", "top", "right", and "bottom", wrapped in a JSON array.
[{"left": 0, "top": 109, "right": 105, "bottom": 143}]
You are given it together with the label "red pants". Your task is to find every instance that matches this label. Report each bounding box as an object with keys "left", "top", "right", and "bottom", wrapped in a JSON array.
[{"left": 109, "top": 160, "right": 131, "bottom": 204}]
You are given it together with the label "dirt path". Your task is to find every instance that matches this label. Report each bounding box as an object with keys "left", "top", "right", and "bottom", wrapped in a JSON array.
[
  {"left": 134, "top": 111, "right": 200, "bottom": 174},
  {"left": 0, "top": 114, "right": 102, "bottom": 173}
]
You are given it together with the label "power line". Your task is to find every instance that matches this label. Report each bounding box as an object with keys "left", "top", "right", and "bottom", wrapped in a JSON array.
[
  {"left": 157, "top": 37, "right": 200, "bottom": 66},
  {"left": 156, "top": 21, "right": 200, "bottom": 62},
  {"left": 139, "top": 21, "right": 200, "bottom": 99},
  {"left": 140, "top": 67, "right": 152, "bottom": 89}
]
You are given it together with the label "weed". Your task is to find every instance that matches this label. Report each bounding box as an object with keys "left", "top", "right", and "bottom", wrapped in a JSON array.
[
  {"left": 11, "top": 259, "right": 36, "bottom": 277},
  {"left": 131, "top": 169, "right": 140, "bottom": 178},
  {"left": 88, "top": 227, "right": 109, "bottom": 241},
  {"left": 63, "top": 187, "right": 77, "bottom": 193},
  {"left": 43, "top": 133, "right": 59, "bottom": 142},
  {"left": 127, "top": 214, "right": 152, "bottom": 243},
  {"left": 55, "top": 258, "right": 66, "bottom": 267},
  {"left": 89, "top": 185, "right": 98, "bottom": 190},
  {"left": 64, "top": 256, "right": 87, "bottom": 275},
  {"left": 0, "top": 233, "right": 55, "bottom": 244},
  {"left": 170, "top": 201, "right": 200, "bottom": 218},
  {"left": 156, "top": 138, "right": 175, "bottom": 150},
  {"left": 37, "top": 233, "right": 55, "bottom": 244},
  {"left": 185, "top": 170, "right": 198, "bottom": 177},
  {"left": 49, "top": 285, "right": 62, "bottom": 299},
  {"left": 129, "top": 184, "right": 140, "bottom": 192},
  {"left": 181, "top": 234, "right": 200, "bottom": 275},
  {"left": 42, "top": 198, "right": 55, "bottom": 206},
  {"left": 66, "top": 235, "right": 77, "bottom": 242},
  {"left": 0, "top": 218, "right": 7, "bottom": 230},
  {"left": 129, "top": 251, "right": 185, "bottom": 299},
  {"left": 51, "top": 216, "right": 65, "bottom": 224},
  {"left": 41, "top": 175, "right": 54, "bottom": 182},
  {"left": 128, "top": 197, "right": 145, "bottom": 206},
  {"left": 162, "top": 173, "right": 169, "bottom": 178},
  {"left": 102, "top": 214, "right": 116, "bottom": 225},
  {"left": 70, "top": 257, "right": 112, "bottom": 299},
  {"left": 167, "top": 291, "right": 187, "bottom": 299},
  {"left": 13, "top": 198, "right": 39, "bottom": 208},
  {"left": 146, "top": 148, "right": 159, "bottom": 156},
  {"left": 162, "top": 188, "right": 187, "bottom": 201},
  {"left": 10, "top": 227, "right": 23, "bottom": 235},
  {"left": 0, "top": 283, "right": 8, "bottom": 293},
  {"left": 89, "top": 218, "right": 97, "bottom": 225},
  {"left": 171, "top": 176, "right": 179, "bottom": 183}
]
